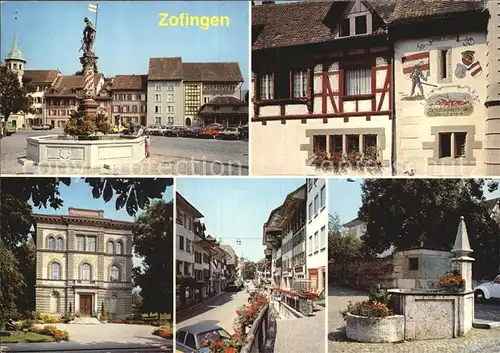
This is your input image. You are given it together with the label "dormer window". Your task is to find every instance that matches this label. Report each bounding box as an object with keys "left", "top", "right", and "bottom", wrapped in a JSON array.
[
  {"left": 355, "top": 15, "right": 367, "bottom": 35},
  {"left": 339, "top": 19, "right": 350, "bottom": 37}
]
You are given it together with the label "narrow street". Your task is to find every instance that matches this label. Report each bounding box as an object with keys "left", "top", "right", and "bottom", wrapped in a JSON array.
[
  {"left": 176, "top": 291, "right": 249, "bottom": 334},
  {"left": 328, "top": 284, "right": 500, "bottom": 353}
]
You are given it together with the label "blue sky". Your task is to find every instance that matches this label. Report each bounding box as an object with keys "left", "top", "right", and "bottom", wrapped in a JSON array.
[
  {"left": 329, "top": 178, "right": 500, "bottom": 226},
  {"left": 176, "top": 178, "right": 306, "bottom": 262},
  {"left": 1, "top": 1, "right": 249, "bottom": 89},
  {"left": 29, "top": 178, "right": 173, "bottom": 267}
]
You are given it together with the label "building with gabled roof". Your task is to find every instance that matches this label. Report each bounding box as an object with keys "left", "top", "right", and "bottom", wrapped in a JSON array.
[{"left": 111, "top": 74, "right": 148, "bottom": 126}]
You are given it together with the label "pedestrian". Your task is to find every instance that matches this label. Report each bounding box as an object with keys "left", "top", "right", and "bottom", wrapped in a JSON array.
[{"left": 145, "top": 135, "right": 151, "bottom": 158}]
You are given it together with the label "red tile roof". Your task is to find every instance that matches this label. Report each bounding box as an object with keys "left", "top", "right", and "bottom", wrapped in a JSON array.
[
  {"left": 204, "top": 96, "right": 246, "bottom": 106},
  {"left": 112, "top": 74, "right": 147, "bottom": 91},
  {"left": 183, "top": 62, "right": 243, "bottom": 82},
  {"left": 45, "top": 74, "right": 103, "bottom": 97},
  {"left": 148, "top": 57, "right": 183, "bottom": 81},
  {"left": 24, "top": 70, "right": 60, "bottom": 84},
  {"left": 252, "top": 0, "right": 484, "bottom": 50}
]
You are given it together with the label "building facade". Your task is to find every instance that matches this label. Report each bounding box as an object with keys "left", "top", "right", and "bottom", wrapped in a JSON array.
[
  {"left": 147, "top": 57, "right": 186, "bottom": 127},
  {"left": 198, "top": 96, "right": 248, "bottom": 127},
  {"left": 306, "top": 178, "right": 328, "bottom": 292},
  {"left": 251, "top": 0, "right": 497, "bottom": 177},
  {"left": 111, "top": 75, "right": 148, "bottom": 126},
  {"left": 23, "top": 70, "right": 61, "bottom": 127},
  {"left": 34, "top": 208, "right": 134, "bottom": 318}
]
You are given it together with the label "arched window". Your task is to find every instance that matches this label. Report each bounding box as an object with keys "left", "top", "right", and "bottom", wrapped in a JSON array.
[
  {"left": 81, "top": 263, "right": 91, "bottom": 281},
  {"left": 51, "top": 262, "right": 61, "bottom": 280},
  {"left": 110, "top": 265, "right": 119, "bottom": 282},
  {"left": 50, "top": 291, "right": 60, "bottom": 314},
  {"left": 48, "top": 237, "right": 55, "bottom": 250},
  {"left": 107, "top": 241, "right": 114, "bottom": 254},
  {"left": 115, "top": 241, "right": 122, "bottom": 255},
  {"left": 56, "top": 237, "right": 64, "bottom": 251}
]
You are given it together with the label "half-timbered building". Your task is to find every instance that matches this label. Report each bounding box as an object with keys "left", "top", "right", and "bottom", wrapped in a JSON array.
[{"left": 251, "top": 0, "right": 395, "bottom": 175}]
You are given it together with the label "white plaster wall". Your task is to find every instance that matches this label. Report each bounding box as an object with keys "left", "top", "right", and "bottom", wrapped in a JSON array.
[
  {"left": 394, "top": 32, "right": 487, "bottom": 176},
  {"left": 306, "top": 179, "right": 328, "bottom": 271},
  {"left": 177, "top": 224, "right": 195, "bottom": 263},
  {"left": 146, "top": 81, "right": 183, "bottom": 126},
  {"left": 251, "top": 114, "right": 392, "bottom": 175}
]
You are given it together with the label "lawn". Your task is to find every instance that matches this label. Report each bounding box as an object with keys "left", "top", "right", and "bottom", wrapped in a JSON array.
[{"left": 0, "top": 331, "right": 55, "bottom": 343}]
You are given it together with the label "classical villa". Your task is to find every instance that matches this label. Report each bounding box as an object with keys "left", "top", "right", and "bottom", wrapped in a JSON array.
[
  {"left": 251, "top": 0, "right": 500, "bottom": 176},
  {"left": 34, "top": 208, "right": 135, "bottom": 318}
]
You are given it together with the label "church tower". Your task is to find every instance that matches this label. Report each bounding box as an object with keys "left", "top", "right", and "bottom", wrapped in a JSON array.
[{"left": 5, "top": 32, "right": 26, "bottom": 85}]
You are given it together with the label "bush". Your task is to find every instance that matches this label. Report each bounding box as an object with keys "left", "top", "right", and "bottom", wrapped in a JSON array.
[
  {"left": 30, "top": 311, "right": 42, "bottom": 320},
  {"left": 32, "top": 325, "right": 69, "bottom": 342},
  {"left": 368, "top": 285, "right": 390, "bottom": 306},
  {"left": 341, "top": 300, "right": 392, "bottom": 319},
  {"left": 21, "top": 319, "right": 34, "bottom": 329}
]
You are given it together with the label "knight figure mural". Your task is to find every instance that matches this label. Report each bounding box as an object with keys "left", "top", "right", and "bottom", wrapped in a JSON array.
[{"left": 80, "top": 17, "right": 96, "bottom": 54}]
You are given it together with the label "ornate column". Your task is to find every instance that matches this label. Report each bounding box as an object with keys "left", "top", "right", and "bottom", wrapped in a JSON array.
[{"left": 79, "top": 54, "right": 99, "bottom": 117}]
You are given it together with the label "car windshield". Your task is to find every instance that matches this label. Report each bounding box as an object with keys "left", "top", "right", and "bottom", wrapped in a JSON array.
[{"left": 197, "top": 329, "right": 231, "bottom": 345}]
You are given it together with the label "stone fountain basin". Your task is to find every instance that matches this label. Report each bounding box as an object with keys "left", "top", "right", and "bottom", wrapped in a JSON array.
[
  {"left": 26, "top": 134, "right": 146, "bottom": 168},
  {"left": 345, "top": 313, "right": 404, "bottom": 343}
]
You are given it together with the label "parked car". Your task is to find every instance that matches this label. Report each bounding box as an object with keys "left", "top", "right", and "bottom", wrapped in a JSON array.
[
  {"left": 42, "top": 124, "right": 53, "bottom": 130},
  {"left": 32, "top": 124, "right": 46, "bottom": 130},
  {"left": 176, "top": 324, "right": 232, "bottom": 352},
  {"left": 146, "top": 125, "right": 162, "bottom": 135},
  {"left": 165, "top": 126, "right": 186, "bottom": 137},
  {"left": 225, "top": 281, "right": 241, "bottom": 292},
  {"left": 199, "top": 124, "right": 223, "bottom": 139},
  {"left": 189, "top": 127, "right": 202, "bottom": 138},
  {"left": 219, "top": 126, "right": 241, "bottom": 140},
  {"left": 2, "top": 122, "right": 16, "bottom": 135},
  {"left": 474, "top": 275, "right": 500, "bottom": 302}
]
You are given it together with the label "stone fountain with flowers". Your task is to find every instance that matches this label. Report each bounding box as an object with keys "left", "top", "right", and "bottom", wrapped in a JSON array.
[{"left": 25, "top": 17, "right": 145, "bottom": 169}]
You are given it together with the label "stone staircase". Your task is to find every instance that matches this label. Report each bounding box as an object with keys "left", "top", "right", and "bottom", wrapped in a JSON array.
[{"left": 72, "top": 316, "right": 101, "bottom": 324}]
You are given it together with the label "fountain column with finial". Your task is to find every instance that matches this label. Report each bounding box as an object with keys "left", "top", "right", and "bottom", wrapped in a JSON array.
[
  {"left": 79, "top": 17, "right": 99, "bottom": 118},
  {"left": 451, "top": 216, "right": 475, "bottom": 292}
]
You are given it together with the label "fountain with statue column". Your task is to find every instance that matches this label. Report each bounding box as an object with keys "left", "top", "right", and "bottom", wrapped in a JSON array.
[
  {"left": 387, "top": 216, "right": 475, "bottom": 340},
  {"left": 25, "top": 17, "right": 146, "bottom": 169}
]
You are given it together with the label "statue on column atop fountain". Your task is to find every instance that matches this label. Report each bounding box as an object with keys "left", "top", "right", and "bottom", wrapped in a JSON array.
[{"left": 80, "top": 17, "right": 96, "bottom": 55}]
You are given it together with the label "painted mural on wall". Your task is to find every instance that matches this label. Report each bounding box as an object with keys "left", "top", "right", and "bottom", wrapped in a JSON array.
[
  {"left": 424, "top": 85, "right": 479, "bottom": 117},
  {"left": 401, "top": 52, "right": 437, "bottom": 101},
  {"left": 416, "top": 35, "right": 474, "bottom": 51},
  {"left": 455, "top": 50, "right": 483, "bottom": 79}
]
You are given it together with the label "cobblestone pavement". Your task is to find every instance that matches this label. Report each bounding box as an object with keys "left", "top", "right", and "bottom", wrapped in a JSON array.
[
  {"left": 270, "top": 303, "right": 326, "bottom": 353},
  {"left": 328, "top": 284, "right": 500, "bottom": 353},
  {"left": 0, "top": 130, "right": 248, "bottom": 175},
  {"left": 176, "top": 291, "right": 249, "bottom": 334}
]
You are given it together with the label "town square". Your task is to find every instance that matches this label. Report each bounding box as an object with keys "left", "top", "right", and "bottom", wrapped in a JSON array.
[
  {"left": 0, "top": 1, "right": 249, "bottom": 176},
  {"left": 328, "top": 178, "right": 500, "bottom": 352}
]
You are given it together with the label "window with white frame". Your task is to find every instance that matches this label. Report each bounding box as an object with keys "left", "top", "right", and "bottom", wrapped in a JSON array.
[
  {"left": 110, "top": 265, "right": 119, "bottom": 281},
  {"left": 48, "top": 237, "right": 55, "bottom": 250},
  {"left": 260, "top": 74, "right": 273, "bottom": 100},
  {"left": 155, "top": 105, "right": 162, "bottom": 113},
  {"left": 314, "top": 195, "right": 319, "bottom": 215},
  {"left": 81, "top": 263, "right": 91, "bottom": 281},
  {"left": 76, "top": 236, "right": 85, "bottom": 251},
  {"left": 320, "top": 186, "right": 326, "bottom": 209},
  {"left": 167, "top": 117, "right": 174, "bottom": 124},
  {"left": 320, "top": 226, "right": 326, "bottom": 249},
  {"left": 51, "top": 262, "right": 61, "bottom": 280},
  {"left": 314, "top": 231, "right": 319, "bottom": 252},
  {"left": 107, "top": 241, "right": 114, "bottom": 254},
  {"left": 293, "top": 71, "right": 308, "bottom": 98},
  {"left": 154, "top": 94, "right": 161, "bottom": 102},
  {"left": 56, "top": 237, "right": 63, "bottom": 251},
  {"left": 155, "top": 117, "right": 162, "bottom": 124},
  {"left": 308, "top": 235, "right": 313, "bottom": 254},
  {"left": 167, "top": 105, "right": 174, "bottom": 113},
  {"left": 167, "top": 94, "right": 174, "bottom": 102},
  {"left": 87, "top": 237, "right": 96, "bottom": 252},
  {"left": 155, "top": 84, "right": 161, "bottom": 90},
  {"left": 167, "top": 85, "right": 174, "bottom": 91},
  {"left": 344, "top": 68, "right": 371, "bottom": 96},
  {"left": 116, "top": 242, "right": 122, "bottom": 255},
  {"left": 186, "top": 239, "right": 192, "bottom": 253},
  {"left": 308, "top": 203, "right": 313, "bottom": 221}
]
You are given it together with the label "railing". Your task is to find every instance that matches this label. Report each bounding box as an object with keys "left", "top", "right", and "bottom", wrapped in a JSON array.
[
  {"left": 274, "top": 290, "right": 314, "bottom": 316},
  {"left": 240, "top": 303, "right": 270, "bottom": 353}
]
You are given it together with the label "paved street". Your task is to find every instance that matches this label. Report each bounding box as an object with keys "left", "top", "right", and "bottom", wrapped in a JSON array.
[
  {"left": 267, "top": 302, "right": 326, "bottom": 353},
  {"left": 328, "top": 284, "right": 500, "bottom": 353},
  {"left": 177, "top": 291, "right": 249, "bottom": 334},
  {"left": 0, "top": 130, "right": 248, "bottom": 175},
  {"left": 0, "top": 323, "right": 172, "bottom": 352}
]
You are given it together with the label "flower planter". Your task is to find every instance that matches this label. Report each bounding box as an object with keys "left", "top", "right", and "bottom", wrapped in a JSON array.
[{"left": 345, "top": 313, "right": 404, "bottom": 343}]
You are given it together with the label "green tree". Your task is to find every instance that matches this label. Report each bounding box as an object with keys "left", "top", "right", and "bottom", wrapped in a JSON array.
[
  {"left": 0, "top": 243, "right": 25, "bottom": 330},
  {"left": 242, "top": 261, "right": 257, "bottom": 280},
  {"left": 0, "top": 66, "right": 34, "bottom": 122},
  {"left": 358, "top": 179, "right": 500, "bottom": 278},
  {"left": 14, "top": 242, "right": 36, "bottom": 314},
  {"left": 133, "top": 200, "right": 173, "bottom": 317}
]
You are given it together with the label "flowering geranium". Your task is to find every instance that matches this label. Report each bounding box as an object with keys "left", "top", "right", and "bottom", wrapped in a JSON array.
[
  {"left": 31, "top": 325, "right": 69, "bottom": 341},
  {"left": 341, "top": 300, "right": 392, "bottom": 319},
  {"left": 439, "top": 270, "right": 465, "bottom": 289},
  {"left": 64, "top": 110, "right": 112, "bottom": 137},
  {"left": 200, "top": 332, "right": 243, "bottom": 353}
]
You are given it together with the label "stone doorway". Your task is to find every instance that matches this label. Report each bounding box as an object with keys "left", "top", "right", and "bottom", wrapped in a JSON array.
[{"left": 79, "top": 294, "right": 93, "bottom": 316}]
